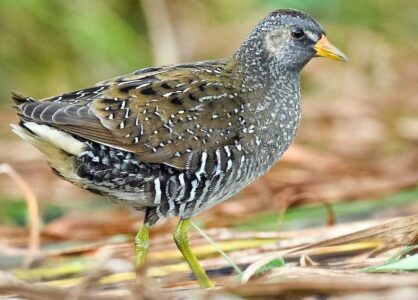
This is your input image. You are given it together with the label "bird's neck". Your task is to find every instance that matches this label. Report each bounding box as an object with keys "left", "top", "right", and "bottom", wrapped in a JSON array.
[
  {"left": 233, "top": 42, "right": 302, "bottom": 91},
  {"left": 256, "top": 70, "right": 301, "bottom": 138},
  {"left": 233, "top": 39, "right": 269, "bottom": 91},
  {"left": 232, "top": 47, "right": 302, "bottom": 145},
  {"left": 232, "top": 51, "right": 301, "bottom": 113},
  {"left": 236, "top": 54, "right": 302, "bottom": 171}
]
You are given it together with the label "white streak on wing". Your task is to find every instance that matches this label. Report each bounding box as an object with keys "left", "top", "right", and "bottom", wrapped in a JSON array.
[
  {"left": 226, "top": 159, "right": 232, "bottom": 172},
  {"left": 153, "top": 178, "right": 161, "bottom": 204},
  {"left": 211, "top": 173, "right": 225, "bottom": 204},
  {"left": 94, "top": 86, "right": 105, "bottom": 94},
  {"left": 166, "top": 176, "right": 176, "bottom": 215},
  {"left": 163, "top": 92, "right": 175, "bottom": 97},
  {"left": 186, "top": 179, "right": 198, "bottom": 202},
  {"left": 177, "top": 173, "right": 186, "bottom": 202},
  {"left": 224, "top": 145, "right": 233, "bottom": 172},
  {"left": 236, "top": 162, "right": 242, "bottom": 179},
  {"left": 236, "top": 155, "right": 246, "bottom": 179},
  {"left": 194, "top": 151, "right": 207, "bottom": 180},
  {"left": 193, "top": 180, "right": 210, "bottom": 214},
  {"left": 214, "top": 149, "right": 222, "bottom": 176},
  {"left": 135, "top": 83, "right": 151, "bottom": 89},
  {"left": 224, "top": 145, "right": 231, "bottom": 157},
  {"left": 23, "top": 122, "right": 84, "bottom": 156}
]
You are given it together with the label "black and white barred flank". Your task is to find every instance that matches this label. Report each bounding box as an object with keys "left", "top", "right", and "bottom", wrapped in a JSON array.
[{"left": 76, "top": 140, "right": 253, "bottom": 224}]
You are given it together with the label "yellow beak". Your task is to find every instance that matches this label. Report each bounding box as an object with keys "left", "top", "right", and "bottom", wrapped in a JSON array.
[{"left": 314, "top": 34, "right": 348, "bottom": 62}]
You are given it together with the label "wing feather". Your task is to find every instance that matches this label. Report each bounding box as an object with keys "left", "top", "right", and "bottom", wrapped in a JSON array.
[{"left": 14, "top": 60, "right": 252, "bottom": 170}]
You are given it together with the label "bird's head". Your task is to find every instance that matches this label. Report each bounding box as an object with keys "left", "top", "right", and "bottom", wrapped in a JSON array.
[{"left": 237, "top": 9, "right": 348, "bottom": 75}]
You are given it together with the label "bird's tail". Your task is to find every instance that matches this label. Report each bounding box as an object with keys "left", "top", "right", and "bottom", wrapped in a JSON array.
[
  {"left": 11, "top": 91, "right": 34, "bottom": 105},
  {"left": 11, "top": 91, "right": 37, "bottom": 123},
  {"left": 10, "top": 91, "right": 85, "bottom": 180}
]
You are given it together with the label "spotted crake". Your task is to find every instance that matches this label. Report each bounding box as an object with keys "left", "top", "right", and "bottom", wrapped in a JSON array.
[{"left": 12, "top": 9, "right": 347, "bottom": 288}]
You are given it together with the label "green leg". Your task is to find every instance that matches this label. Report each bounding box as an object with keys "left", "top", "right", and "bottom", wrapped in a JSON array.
[
  {"left": 135, "top": 223, "right": 150, "bottom": 267},
  {"left": 174, "top": 218, "right": 214, "bottom": 289}
]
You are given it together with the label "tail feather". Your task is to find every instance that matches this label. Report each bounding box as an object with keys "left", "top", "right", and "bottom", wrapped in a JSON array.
[
  {"left": 11, "top": 91, "right": 85, "bottom": 156},
  {"left": 10, "top": 123, "right": 81, "bottom": 182},
  {"left": 11, "top": 91, "right": 35, "bottom": 106},
  {"left": 10, "top": 92, "right": 85, "bottom": 181}
]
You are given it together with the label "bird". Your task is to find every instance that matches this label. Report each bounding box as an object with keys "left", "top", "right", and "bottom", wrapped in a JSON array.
[{"left": 11, "top": 9, "right": 347, "bottom": 288}]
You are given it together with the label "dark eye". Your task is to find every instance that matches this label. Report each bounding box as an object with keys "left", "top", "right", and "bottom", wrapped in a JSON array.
[{"left": 291, "top": 28, "right": 305, "bottom": 39}]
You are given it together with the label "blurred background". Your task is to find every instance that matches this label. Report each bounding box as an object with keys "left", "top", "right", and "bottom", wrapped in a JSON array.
[{"left": 0, "top": 0, "right": 417, "bottom": 237}]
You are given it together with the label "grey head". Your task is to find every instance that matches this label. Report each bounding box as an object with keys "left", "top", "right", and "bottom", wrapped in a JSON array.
[{"left": 235, "top": 9, "right": 348, "bottom": 82}]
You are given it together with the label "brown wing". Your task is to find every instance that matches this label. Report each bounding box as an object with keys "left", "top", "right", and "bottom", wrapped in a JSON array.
[{"left": 15, "top": 60, "right": 249, "bottom": 170}]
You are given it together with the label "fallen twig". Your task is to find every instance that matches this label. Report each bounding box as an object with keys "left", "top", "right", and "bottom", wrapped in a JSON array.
[{"left": 0, "top": 163, "right": 40, "bottom": 268}]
